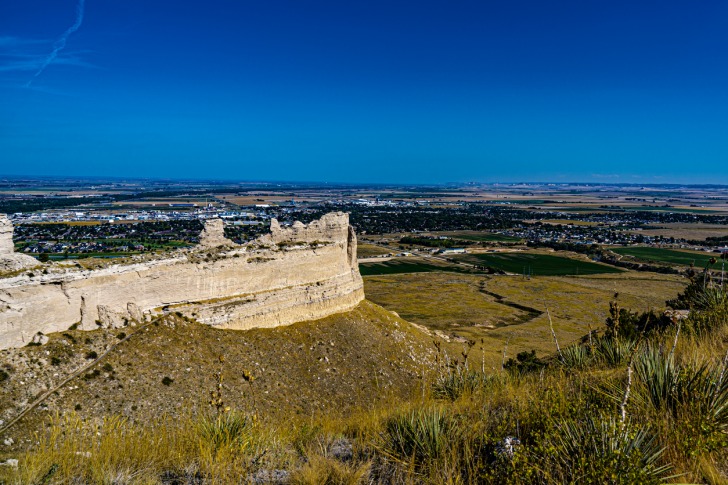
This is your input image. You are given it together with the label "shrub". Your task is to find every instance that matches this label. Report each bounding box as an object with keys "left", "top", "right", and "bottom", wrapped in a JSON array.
[
  {"left": 0, "top": 369, "right": 8, "bottom": 382},
  {"left": 504, "top": 350, "right": 545, "bottom": 373},
  {"left": 161, "top": 376, "right": 174, "bottom": 386},
  {"left": 85, "top": 351, "right": 98, "bottom": 360},
  {"left": 83, "top": 369, "right": 100, "bottom": 380},
  {"left": 62, "top": 332, "right": 77, "bottom": 343},
  {"left": 633, "top": 344, "right": 680, "bottom": 412}
]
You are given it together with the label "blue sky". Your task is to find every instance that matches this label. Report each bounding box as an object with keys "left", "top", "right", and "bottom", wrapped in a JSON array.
[{"left": 1, "top": 1, "right": 727, "bottom": 184}]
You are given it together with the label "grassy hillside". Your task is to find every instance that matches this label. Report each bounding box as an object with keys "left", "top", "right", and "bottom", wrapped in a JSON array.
[
  {"left": 3, "top": 278, "right": 728, "bottom": 483},
  {"left": 6, "top": 272, "right": 728, "bottom": 484},
  {"left": 0, "top": 301, "right": 436, "bottom": 453}
]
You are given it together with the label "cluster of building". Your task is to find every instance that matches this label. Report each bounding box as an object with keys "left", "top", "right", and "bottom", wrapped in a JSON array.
[{"left": 7, "top": 207, "right": 269, "bottom": 224}]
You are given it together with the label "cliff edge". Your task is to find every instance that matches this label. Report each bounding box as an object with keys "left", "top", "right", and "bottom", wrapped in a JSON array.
[{"left": 0, "top": 212, "right": 364, "bottom": 349}]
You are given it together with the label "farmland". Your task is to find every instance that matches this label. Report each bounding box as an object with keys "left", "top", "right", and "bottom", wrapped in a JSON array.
[
  {"left": 453, "top": 251, "right": 623, "bottom": 276},
  {"left": 358, "top": 257, "right": 484, "bottom": 276},
  {"left": 611, "top": 246, "right": 716, "bottom": 267}
]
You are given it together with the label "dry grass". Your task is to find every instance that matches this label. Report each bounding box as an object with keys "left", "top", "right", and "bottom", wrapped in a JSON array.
[
  {"left": 364, "top": 273, "right": 530, "bottom": 334},
  {"left": 0, "top": 302, "right": 436, "bottom": 454},
  {"left": 357, "top": 244, "right": 393, "bottom": 258},
  {"left": 3, "top": 295, "right": 728, "bottom": 483},
  {"left": 365, "top": 271, "right": 686, "bottom": 368}
]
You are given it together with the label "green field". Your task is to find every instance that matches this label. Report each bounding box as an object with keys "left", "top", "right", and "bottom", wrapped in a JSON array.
[
  {"left": 611, "top": 246, "right": 716, "bottom": 266},
  {"left": 453, "top": 252, "right": 623, "bottom": 276},
  {"left": 359, "top": 258, "right": 484, "bottom": 276}
]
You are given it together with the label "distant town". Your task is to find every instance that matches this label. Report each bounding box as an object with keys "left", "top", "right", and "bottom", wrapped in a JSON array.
[{"left": 2, "top": 177, "right": 728, "bottom": 265}]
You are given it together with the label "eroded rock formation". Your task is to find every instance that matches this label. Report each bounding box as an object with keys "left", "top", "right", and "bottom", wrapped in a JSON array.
[
  {"left": 0, "top": 215, "right": 38, "bottom": 272},
  {"left": 198, "top": 218, "right": 230, "bottom": 248},
  {"left": 0, "top": 212, "right": 364, "bottom": 349}
]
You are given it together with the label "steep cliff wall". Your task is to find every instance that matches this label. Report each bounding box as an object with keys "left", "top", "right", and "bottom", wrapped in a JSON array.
[{"left": 0, "top": 212, "right": 364, "bottom": 349}]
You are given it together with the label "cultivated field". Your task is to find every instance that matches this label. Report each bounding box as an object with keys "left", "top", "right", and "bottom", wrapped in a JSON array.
[
  {"left": 611, "top": 246, "right": 716, "bottom": 267},
  {"left": 453, "top": 251, "right": 623, "bottom": 276},
  {"left": 359, "top": 258, "right": 484, "bottom": 276},
  {"left": 628, "top": 223, "right": 728, "bottom": 241}
]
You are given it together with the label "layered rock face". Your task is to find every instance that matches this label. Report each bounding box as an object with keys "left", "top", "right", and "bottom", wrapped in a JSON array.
[
  {"left": 0, "top": 212, "right": 364, "bottom": 349},
  {"left": 0, "top": 215, "right": 38, "bottom": 272}
]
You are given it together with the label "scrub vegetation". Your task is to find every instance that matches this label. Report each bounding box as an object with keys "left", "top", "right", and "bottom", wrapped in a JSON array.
[{"left": 3, "top": 274, "right": 728, "bottom": 483}]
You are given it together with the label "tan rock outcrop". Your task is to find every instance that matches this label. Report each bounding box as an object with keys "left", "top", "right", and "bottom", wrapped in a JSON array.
[
  {"left": 198, "top": 218, "right": 230, "bottom": 248},
  {"left": 0, "top": 212, "right": 364, "bottom": 349},
  {"left": 0, "top": 214, "right": 39, "bottom": 272},
  {"left": 0, "top": 215, "right": 14, "bottom": 254}
]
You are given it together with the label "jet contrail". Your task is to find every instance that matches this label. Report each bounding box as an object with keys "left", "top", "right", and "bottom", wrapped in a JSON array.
[{"left": 26, "top": 0, "right": 85, "bottom": 87}]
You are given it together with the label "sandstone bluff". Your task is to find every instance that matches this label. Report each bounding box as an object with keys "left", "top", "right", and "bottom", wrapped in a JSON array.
[{"left": 0, "top": 212, "right": 364, "bottom": 350}]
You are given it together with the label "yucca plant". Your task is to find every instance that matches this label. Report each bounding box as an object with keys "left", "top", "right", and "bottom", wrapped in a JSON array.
[
  {"left": 546, "top": 415, "right": 671, "bottom": 484},
  {"left": 378, "top": 407, "right": 456, "bottom": 475},
  {"left": 633, "top": 344, "right": 728, "bottom": 454},
  {"left": 196, "top": 410, "right": 254, "bottom": 452},
  {"left": 559, "top": 343, "right": 593, "bottom": 370},
  {"left": 633, "top": 344, "right": 679, "bottom": 412},
  {"left": 687, "top": 286, "right": 728, "bottom": 334},
  {"left": 595, "top": 336, "right": 636, "bottom": 367}
]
